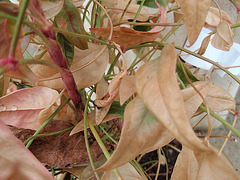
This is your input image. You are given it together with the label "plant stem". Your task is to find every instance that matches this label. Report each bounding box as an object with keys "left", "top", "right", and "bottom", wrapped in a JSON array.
[
  {"left": 130, "top": 0, "right": 146, "bottom": 29},
  {"left": 25, "top": 98, "right": 70, "bottom": 148},
  {"left": 119, "top": 0, "right": 132, "bottom": 23},
  {"left": 83, "top": 87, "right": 100, "bottom": 180},
  {"left": 107, "top": 51, "right": 121, "bottom": 74},
  {"left": 84, "top": 89, "right": 122, "bottom": 179},
  {"left": 24, "top": 126, "right": 74, "bottom": 145},
  {"left": 174, "top": 45, "right": 240, "bottom": 85},
  {"left": 87, "top": 117, "right": 123, "bottom": 179},
  {"left": 9, "top": 0, "right": 29, "bottom": 57},
  {"left": 199, "top": 106, "right": 240, "bottom": 138}
]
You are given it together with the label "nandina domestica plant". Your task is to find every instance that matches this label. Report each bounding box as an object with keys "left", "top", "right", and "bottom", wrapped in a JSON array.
[{"left": 0, "top": 0, "right": 240, "bottom": 179}]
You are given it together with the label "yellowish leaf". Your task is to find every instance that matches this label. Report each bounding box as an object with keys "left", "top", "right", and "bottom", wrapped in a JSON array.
[
  {"left": 96, "top": 97, "right": 173, "bottom": 172},
  {"left": 135, "top": 44, "right": 207, "bottom": 151},
  {"left": 119, "top": 75, "right": 136, "bottom": 105},
  {"left": 211, "top": 20, "right": 233, "bottom": 51},
  {"left": 176, "top": 0, "right": 212, "bottom": 46}
]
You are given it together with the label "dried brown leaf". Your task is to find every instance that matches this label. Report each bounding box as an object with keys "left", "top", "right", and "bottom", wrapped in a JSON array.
[
  {"left": 172, "top": 144, "right": 239, "bottom": 179},
  {"left": 205, "top": 83, "right": 236, "bottom": 112},
  {"left": 90, "top": 26, "right": 162, "bottom": 48},
  {"left": 11, "top": 120, "right": 103, "bottom": 168},
  {"left": 95, "top": 78, "right": 111, "bottom": 125},
  {"left": 94, "top": 53, "right": 128, "bottom": 107},
  {"left": 176, "top": 0, "right": 212, "bottom": 46},
  {"left": 198, "top": 35, "right": 211, "bottom": 55},
  {"left": 37, "top": 43, "right": 108, "bottom": 89},
  {"left": 195, "top": 144, "right": 239, "bottom": 179},
  {"left": 119, "top": 75, "right": 136, "bottom": 105},
  {"left": 182, "top": 81, "right": 212, "bottom": 119},
  {"left": 96, "top": 97, "right": 173, "bottom": 172},
  {"left": 205, "top": 7, "right": 235, "bottom": 28},
  {"left": 0, "top": 87, "right": 60, "bottom": 130},
  {"left": 0, "top": 121, "right": 54, "bottom": 180},
  {"left": 135, "top": 44, "right": 207, "bottom": 151},
  {"left": 171, "top": 146, "right": 198, "bottom": 180},
  {"left": 0, "top": 76, "right": 10, "bottom": 97},
  {"left": 211, "top": 20, "right": 233, "bottom": 51}
]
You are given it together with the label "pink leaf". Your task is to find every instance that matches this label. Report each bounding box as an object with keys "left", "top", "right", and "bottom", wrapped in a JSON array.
[{"left": 0, "top": 120, "right": 54, "bottom": 180}]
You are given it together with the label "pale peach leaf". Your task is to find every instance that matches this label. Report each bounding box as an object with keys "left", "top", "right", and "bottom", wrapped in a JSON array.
[
  {"left": 0, "top": 87, "right": 60, "bottom": 130},
  {"left": 182, "top": 81, "right": 212, "bottom": 119},
  {"left": 101, "top": 163, "right": 143, "bottom": 180},
  {"left": 119, "top": 75, "right": 136, "bottom": 105},
  {"left": 171, "top": 146, "right": 198, "bottom": 180},
  {"left": 176, "top": 0, "right": 212, "bottom": 46},
  {"left": 205, "top": 7, "right": 235, "bottom": 28},
  {"left": 135, "top": 44, "right": 207, "bottom": 151},
  {"left": 198, "top": 35, "right": 211, "bottom": 55},
  {"left": 0, "top": 120, "right": 54, "bottom": 180},
  {"left": 37, "top": 43, "right": 109, "bottom": 90},
  {"left": 205, "top": 83, "right": 236, "bottom": 112},
  {"left": 96, "top": 97, "right": 173, "bottom": 172},
  {"left": 194, "top": 144, "right": 239, "bottom": 180},
  {"left": 90, "top": 27, "right": 161, "bottom": 48},
  {"left": 40, "top": 0, "right": 64, "bottom": 19},
  {"left": 211, "top": 20, "right": 233, "bottom": 51},
  {"left": 95, "top": 78, "right": 111, "bottom": 125}
]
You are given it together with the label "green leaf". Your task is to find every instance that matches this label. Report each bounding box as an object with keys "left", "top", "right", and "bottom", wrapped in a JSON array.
[
  {"left": 56, "top": 32, "right": 74, "bottom": 67},
  {"left": 108, "top": 101, "right": 127, "bottom": 117},
  {"left": 56, "top": 0, "right": 88, "bottom": 50},
  {"left": 137, "top": 0, "right": 167, "bottom": 8},
  {"left": 177, "top": 60, "right": 199, "bottom": 86}
]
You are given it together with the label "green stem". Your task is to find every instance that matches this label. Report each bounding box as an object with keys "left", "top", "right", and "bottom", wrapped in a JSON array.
[
  {"left": 173, "top": 45, "right": 240, "bottom": 85},
  {"left": 128, "top": 48, "right": 155, "bottom": 71},
  {"left": 177, "top": 76, "right": 186, "bottom": 89},
  {"left": 130, "top": 0, "right": 146, "bottom": 29},
  {"left": 9, "top": 0, "right": 29, "bottom": 57},
  {"left": 119, "top": 0, "right": 132, "bottom": 23},
  {"left": 25, "top": 98, "right": 70, "bottom": 148},
  {"left": 85, "top": 90, "right": 122, "bottom": 179},
  {"left": 83, "top": 87, "right": 100, "bottom": 180},
  {"left": 107, "top": 52, "right": 121, "bottom": 74},
  {"left": 199, "top": 106, "right": 240, "bottom": 138},
  {"left": 161, "top": 148, "right": 168, "bottom": 180},
  {"left": 24, "top": 126, "right": 74, "bottom": 145}
]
